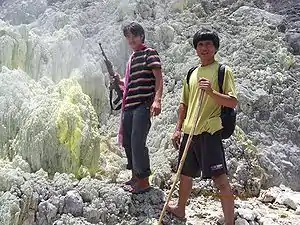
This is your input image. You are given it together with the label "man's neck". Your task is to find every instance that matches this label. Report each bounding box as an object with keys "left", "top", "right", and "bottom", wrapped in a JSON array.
[
  {"left": 201, "top": 58, "right": 215, "bottom": 67},
  {"left": 134, "top": 43, "right": 147, "bottom": 52}
]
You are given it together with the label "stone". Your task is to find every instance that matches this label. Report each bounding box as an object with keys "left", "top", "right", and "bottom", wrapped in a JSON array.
[
  {"left": 11, "top": 155, "right": 31, "bottom": 173},
  {"left": 286, "top": 32, "right": 300, "bottom": 55},
  {"left": 52, "top": 173, "right": 75, "bottom": 195},
  {"left": 36, "top": 201, "right": 58, "bottom": 225},
  {"left": 275, "top": 191, "right": 300, "bottom": 210},
  {"left": 237, "top": 208, "right": 257, "bottom": 221},
  {"left": 282, "top": 197, "right": 298, "bottom": 210},
  {"left": 259, "top": 187, "right": 280, "bottom": 203},
  {"left": 235, "top": 218, "right": 250, "bottom": 225},
  {"left": 63, "top": 190, "right": 83, "bottom": 217},
  {"left": 259, "top": 217, "right": 275, "bottom": 225},
  {"left": 0, "top": 1, "right": 300, "bottom": 225},
  {"left": 83, "top": 206, "right": 101, "bottom": 224},
  {"left": 0, "top": 70, "right": 102, "bottom": 177},
  {"left": 230, "top": 6, "right": 284, "bottom": 27},
  {"left": 76, "top": 177, "right": 100, "bottom": 203},
  {"left": 0, "top": 192, "right": 21, "bottom": 225},
  {"left": 248, "top": 221, "right": 259, "bottom": 225}
]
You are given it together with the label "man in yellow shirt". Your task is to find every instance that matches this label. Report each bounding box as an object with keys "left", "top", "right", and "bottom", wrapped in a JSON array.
[{"left": 168, "top": 29, "right": 238, "bottom": 225}]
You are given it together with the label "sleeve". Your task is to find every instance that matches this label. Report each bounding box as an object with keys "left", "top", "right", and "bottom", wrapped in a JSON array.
[
  {"left": 222, "top": 66, "right": 237, "bottom": 99},
  {"left": 146, "top": 49, "right": 162, "bottom": 69},
  {"left": 180, "top": 78, "right": 189, "bottom": 106}
]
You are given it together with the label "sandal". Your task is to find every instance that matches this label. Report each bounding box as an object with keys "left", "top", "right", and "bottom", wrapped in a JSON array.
[
  {"left": 125, "top": 178, "right": 137, "bottom": 186},
  {"left": 120, "top": 178, "right": 137, "bottom": 188},
  {"left": 166, "top": 205, "right": 186, "bottom": 221},
  {"left": 127, "top": 185, "right": 152, "bottom": 194}
]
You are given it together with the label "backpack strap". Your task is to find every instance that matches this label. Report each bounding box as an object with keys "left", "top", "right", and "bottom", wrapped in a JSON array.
[
  {"left": 218, "top": 64, "right": 226, "bottom": 94},
  {"left": 109, "top": 89, "right": 114, "bottom": 109},
  {"left": 186, "top": 66, "right": 198, "bottom": 86},
  {"left": 109, "top": 89, "right": 122, "bottom": 110},
  {"left": 187, "top": 64, "right": 225, "bottom": 90}
]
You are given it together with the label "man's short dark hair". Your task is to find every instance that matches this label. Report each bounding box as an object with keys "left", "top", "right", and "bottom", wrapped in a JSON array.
[
  {"left": 123, "top": 22, "right": 145, "bottom": 43},
  {"left": 193, "top": 29, "right": 220, "bottom": 50}
]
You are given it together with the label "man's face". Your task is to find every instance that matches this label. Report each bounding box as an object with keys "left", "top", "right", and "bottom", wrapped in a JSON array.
[
  {"left": 126, "top": 32, "right": 143, "bottom": 51},
  {"left": 196, "top": 40, "right": 216, "bottom": 61}
]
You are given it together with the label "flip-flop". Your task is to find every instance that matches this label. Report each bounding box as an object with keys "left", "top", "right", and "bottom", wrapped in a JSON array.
[
  {"left": 125, "top": 178, "right": 137, "bottom": 186},
  {"left": 120, "top": 178, "right": 137, "bottom": 188},
  {"left": 121, "top": 184, "right": 133, "bottom": 191},
  {"left": 128, "top": 185, "right": 152, "bottom": 194},
  {"left": 166, "top": 205, "right": 186, "bottom": 221}
]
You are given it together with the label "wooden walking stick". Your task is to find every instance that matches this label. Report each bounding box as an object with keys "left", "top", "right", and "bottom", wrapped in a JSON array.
[{"left": 157, "top": 89, "right": 205, "bottom": 225}]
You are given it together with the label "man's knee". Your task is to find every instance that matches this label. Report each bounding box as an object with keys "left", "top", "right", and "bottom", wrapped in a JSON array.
[
  {"left": 212, "top": 174, "right": 230, "bottom": 190},
  {"left": 180, "top": 174, "right": 193, "bottom": 183}
]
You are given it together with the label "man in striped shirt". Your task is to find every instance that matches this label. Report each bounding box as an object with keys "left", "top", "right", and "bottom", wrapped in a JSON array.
[{"left": 117, "top": 22, "right": 163, "bottom": 194}]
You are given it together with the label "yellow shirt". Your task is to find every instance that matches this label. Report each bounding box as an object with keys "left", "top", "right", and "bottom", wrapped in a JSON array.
[{"left": 181, "top": 61, "right": 237, "bottom": 135}]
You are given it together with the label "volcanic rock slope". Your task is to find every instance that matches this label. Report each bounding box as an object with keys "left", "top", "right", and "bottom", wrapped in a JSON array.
[{"left": 0, "top": 0, "right": 300, "bottom": 225}]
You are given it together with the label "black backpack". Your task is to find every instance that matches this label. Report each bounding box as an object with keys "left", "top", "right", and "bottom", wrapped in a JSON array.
[{"left": 186, "top": 64, "right": 237, "bottom": 139}]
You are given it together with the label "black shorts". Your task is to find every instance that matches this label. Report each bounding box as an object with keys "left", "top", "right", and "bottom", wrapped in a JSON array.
[{"left": 178, "top": 131, "right": 227, "bottom": 179}]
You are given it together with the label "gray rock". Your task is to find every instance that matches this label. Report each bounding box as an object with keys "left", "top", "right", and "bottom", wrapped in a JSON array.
[
  {"left": 11, "top": 155, "right": 31, "bottom": 173},
  {"left": 83, "top": 206, "right": 101, "bottom": 224},
  {"left": 286, "top": 32, "right": 300, "bottom": 55},
  {"left": 235, "top": 218, "right": 250, "bottom": 225},
  {"left": 237, "top": 208, "right": 257, "bottom": 221},
  {"left": 248, "top": 221, "right": 259, "bottom": 225},
  {"left": 76, "top": 177, "right": 100, "bottom": 203},
  {"left": 275, "top": 190, "right": 300, "bottom": 210},
  {"left": 258, "top": 143, "right": 300, "bottom": 191},
  {"left": 0, "top": 167, "right": 25, "bottom": 192},
  {"left": 282, "top": 197, "right": 298, "bottom": 210},
  {"left": 0, "top": 192, "right": 21, "bottom": 225},
  {"left": 64, "top": 190, "right": 83, "bottom": 217},
  {"left": 52, "top": 173, "right": 75, "bottom": 195},
  {"left": 259, "top": 217, "right": 275, "bottom": 225},
  {"left": 1, "top": 1, "right": 300, "bottom": 225},
  {"left": 259, "top": 187, "right": 280, "bottom": 203},
  {"left": 230, "top": 6, "right": 284, "bottom": 27},
  {"left": 0, "top": 69, "right": 102, "bottom": 177},
  {"left": 36, "top": 201, "right": 58, "bottom": 225}
]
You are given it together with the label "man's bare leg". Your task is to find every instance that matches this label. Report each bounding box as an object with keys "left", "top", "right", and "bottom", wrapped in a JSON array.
[
  {"left": 213, "top": 174, "right": 235, "bottom": 225},
  {"left": 167, "top": 174, "right": 193, "bottom": 219}
]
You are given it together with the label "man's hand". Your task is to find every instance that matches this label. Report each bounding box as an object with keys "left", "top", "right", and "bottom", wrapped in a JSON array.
[
  {"left": 150, "top": 100, "right": 161, "bottom": 117},
  {"left": 110, "top": 73, "right": 120, "bottom": 85},
  {"left": 199, "top": 78, "right": 213, "bottom": 94},
  {"left": 172, "top": 130, "right": 181, "bottom": 150},
  {"left": 110, "top": 73, "right": 124, "bottom": 90}
]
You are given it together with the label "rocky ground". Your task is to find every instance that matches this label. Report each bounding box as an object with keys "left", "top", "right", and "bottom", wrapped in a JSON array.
[
  {"left": 1, "top": 158, "right": 300, "bottom": 225},
  {"left": 0, "top": 0, "right": 300, "bottom": 224}
]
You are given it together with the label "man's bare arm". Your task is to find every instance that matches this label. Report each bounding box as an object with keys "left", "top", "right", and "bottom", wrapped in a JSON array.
[
  {"left": 207, "top": 91, "right": 238, "bottom": 109},
  {"left": 176, "top": 103, "right": 188, "bottom": 131},
  {"left": 152, "top": 68, "right": 163, "bottom": 102},
  {"left": 172, "top": 103, "right": 188, "bottom": 149}
]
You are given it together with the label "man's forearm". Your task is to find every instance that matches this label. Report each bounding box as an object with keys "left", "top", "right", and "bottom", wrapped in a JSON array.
[
  {"left": 176, "top": 103, "right": 187, "bottom": 131},
  {"left": 119, "top": 78, "right": 125, "bottom": 91},
  {"left": 207, "top": 90, "right": 238, "bottom": 109},
  {"left": 153, "top": 69, "right": 163, "bottom": 102}
]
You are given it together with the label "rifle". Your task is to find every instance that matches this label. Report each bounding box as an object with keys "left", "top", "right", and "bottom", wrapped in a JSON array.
[{"left": 99, "top": 43, "right": 123, "bottom": 110}]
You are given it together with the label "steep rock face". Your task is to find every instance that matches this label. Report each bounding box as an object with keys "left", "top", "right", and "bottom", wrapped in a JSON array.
[
  {"left": 265, "top": 0, "right": 300, "bottom": 55},
  {"left": 0, "top": 0, "right": 48, "bottom": 25},
  {"left": 0, "top": 0, "right": 300, "bottom": 224},
  {"left": 0, "top": 68, "right": 122, "bottom": 177},
  {"left": 97, "top": 0, "right": 300, "bottom": 191},
  {"left": 0, "top": 0, "right": 298, "bottom": 192},
  {"left": 0, "top": 19, "right": 108, "bottom": 119}
]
